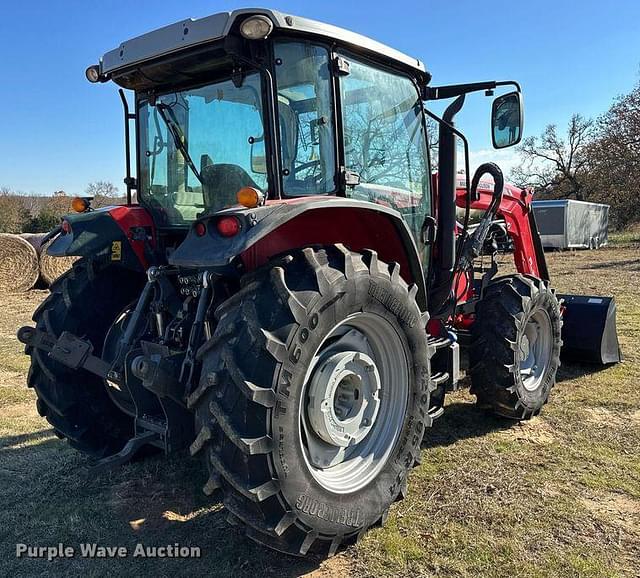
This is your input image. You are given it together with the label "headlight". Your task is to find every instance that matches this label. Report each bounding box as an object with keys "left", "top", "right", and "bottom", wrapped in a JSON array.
[
  {"left": 239, "top": 15, "right": 274, "bottom": 40},
  {"left": 85, "top": 65, "right": 101, "bottom": 83}
]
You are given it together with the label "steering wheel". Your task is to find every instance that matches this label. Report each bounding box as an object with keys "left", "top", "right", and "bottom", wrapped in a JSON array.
[{"left": 290, "top": 160, "right": 324, "bottom": 187}]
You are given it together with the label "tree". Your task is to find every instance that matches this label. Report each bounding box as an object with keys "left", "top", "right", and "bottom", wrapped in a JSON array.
[
  {"left": 586, "top": 82, "right": 640, "bottom": 228},
  {"left": 0, "top": 187, "right": 30, "bottom": 233},
  {"left": 511, "top": 114, "right": 594, "bottom": 200},
  {"left": 20, "top": 194, "right": 42, "bottom": 217},
  {"left": 23, "top": 192, "right": 71, "bottom": 232},
  {"left": 23, "top": 210, "right": 63, "bottom": 233},
  {"left": 46, "top": 191, "right": 72, "bottom": 214},
  {"left": 86, "top": 181, "right": 120, "bottom": 208},
  {"left": 86, "top": 181, "right": 118, "bottom": 198}
]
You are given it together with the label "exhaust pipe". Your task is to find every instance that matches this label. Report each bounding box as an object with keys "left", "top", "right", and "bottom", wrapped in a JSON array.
[{"left": 558, "top": 294, "right": 621, "bottom": 365}]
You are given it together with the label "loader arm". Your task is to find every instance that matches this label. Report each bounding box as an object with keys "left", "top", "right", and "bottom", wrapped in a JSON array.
[{"left": 456, "top": 182, "right": 549, "bottom": 280}]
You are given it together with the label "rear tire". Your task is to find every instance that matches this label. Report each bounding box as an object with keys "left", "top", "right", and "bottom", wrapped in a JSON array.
[
  {"left": 26, "top": 259, "right": 145, "bottom": 457},
  {"left": 470, "top": 275, "right": 562, "bottom": 419},
  {"left": 190, "top": 245, "right": 433, "bottom": 556}
]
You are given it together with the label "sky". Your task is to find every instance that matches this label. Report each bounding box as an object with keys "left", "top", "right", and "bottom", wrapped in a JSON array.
[{"left": 1, "top": 0, "right": 639, "bottom": 196}]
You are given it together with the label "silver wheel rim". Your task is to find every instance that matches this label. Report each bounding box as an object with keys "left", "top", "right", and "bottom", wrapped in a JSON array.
[
  {"left": 519, "top": 309, "right": 553, "bottom": 392},
  {"left": 299, "top": 312, "right": 409, "bottom": 494}
]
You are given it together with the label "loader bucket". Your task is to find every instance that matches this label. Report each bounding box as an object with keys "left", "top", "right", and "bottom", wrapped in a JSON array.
[{"left": 558, "top": 294, "right": 622, "bottom": 364}]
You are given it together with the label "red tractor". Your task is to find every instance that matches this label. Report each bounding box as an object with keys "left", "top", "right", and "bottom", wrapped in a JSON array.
[{"left": 19, "top": 9, "right": 620, "bottom": 557}]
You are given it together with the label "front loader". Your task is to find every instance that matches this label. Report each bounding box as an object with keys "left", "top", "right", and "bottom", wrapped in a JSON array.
[{"left": 19, "top": 8, "right": 620, "bottom": 557}]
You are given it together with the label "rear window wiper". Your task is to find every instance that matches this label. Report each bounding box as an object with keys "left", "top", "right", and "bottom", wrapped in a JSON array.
[{"left": 155, "top": 102, "right": 203, "bottom": 184}]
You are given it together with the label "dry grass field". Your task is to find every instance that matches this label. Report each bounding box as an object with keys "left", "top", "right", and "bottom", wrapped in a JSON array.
[{"left": 1, "top": 233, "right": 639, "bottom": 577}]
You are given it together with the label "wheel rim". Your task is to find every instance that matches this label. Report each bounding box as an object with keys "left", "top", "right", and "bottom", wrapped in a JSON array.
[
  {"left": 519, "top": 308, "right": 553, "bottom": 392},
  {"left": 299, "top": 312, "right": 409, "bottom": 494},
  {"left": 103, "top": 308, "right": 137, "bottom": 415}
]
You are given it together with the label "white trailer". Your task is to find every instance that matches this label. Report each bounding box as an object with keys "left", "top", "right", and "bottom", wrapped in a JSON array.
[{"left": 532, "top": 199, "right": 610, "bottom": 250}]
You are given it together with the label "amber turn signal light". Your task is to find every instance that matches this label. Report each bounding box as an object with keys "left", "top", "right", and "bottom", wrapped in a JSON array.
[
  {"left": 236, "top": 187, "right": 264, "bottom": 208},
  {"left": 71, "top": 197, "right": 90, "bottom": 213}
]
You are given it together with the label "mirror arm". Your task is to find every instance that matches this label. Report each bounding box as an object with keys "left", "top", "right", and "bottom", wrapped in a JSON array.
[
  {"left": 495, "top": 80, "right": 522, "bottom": 92},
  {"left": 424, "top": 79, "right": 521, "bottom": 101}
]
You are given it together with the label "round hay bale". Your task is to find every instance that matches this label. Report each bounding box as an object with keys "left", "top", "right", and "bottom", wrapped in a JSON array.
[
  {"left": 0, "top": 233, "right": 40, "bottom": 293},
  {"left": 40, "top": 238, "right": 78, "bottom": 285}
]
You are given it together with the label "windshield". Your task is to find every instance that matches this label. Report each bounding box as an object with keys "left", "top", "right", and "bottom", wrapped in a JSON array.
[{"left": 138, "top": 72, "right": 267, "bottom": 225}]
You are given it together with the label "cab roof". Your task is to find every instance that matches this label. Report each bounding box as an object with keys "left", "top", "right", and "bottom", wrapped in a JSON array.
[{"left": 99, "top": 8, "right": 427, "bottom": 80}]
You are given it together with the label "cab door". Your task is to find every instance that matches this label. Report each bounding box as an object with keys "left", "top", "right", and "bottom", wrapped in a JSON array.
[{"left": 337, "top": 54, "right": 432, "bottom": 267}]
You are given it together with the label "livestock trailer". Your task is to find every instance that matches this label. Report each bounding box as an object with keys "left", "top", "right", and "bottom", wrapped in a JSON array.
[{"left": 532, "top": 199, "right": 610, "bottom": 250}]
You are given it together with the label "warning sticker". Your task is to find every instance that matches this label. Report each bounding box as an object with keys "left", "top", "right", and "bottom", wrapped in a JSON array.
[{"left": 111, "top": 241, "right": 122, "bottom": 261}]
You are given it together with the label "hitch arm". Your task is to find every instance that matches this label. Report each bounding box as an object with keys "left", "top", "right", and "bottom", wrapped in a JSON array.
[{"left": 18, "top": 327, "right": 112, "bottom": 380}]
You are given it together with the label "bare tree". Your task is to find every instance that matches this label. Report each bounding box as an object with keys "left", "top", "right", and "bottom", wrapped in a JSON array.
[
  {"left": 86, "top": 181, "right": 119, "bottom": 198},
  {"left": 20, "top": 195, "right": 42, "bottom": 217},
  {"left": 511, "top": 114, "right": 594, "bottom": 200},
  {"left": 586, "top": 82, "right": 640, "bottom": 228},
  {"left": 0, "top": 187, "right": 30, "bottom": 233},
  {"left": 86, "top": 181, "right": 121, "bottom": 208},
  {"left": 44, "top": 191, "right": 72, "bottom": 215}
]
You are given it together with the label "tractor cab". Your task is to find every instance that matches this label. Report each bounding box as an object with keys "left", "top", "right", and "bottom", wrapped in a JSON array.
[
  {"left": 80, "top": 8, "right": 525, "bottom": 313},
  {"left": 96, "top": 10, "right": 435, "bottom": 249}
]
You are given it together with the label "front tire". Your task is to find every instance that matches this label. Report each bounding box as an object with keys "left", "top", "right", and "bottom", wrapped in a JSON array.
[
  {"left": 190, "top": 246, "right": 433, "bottom": 556},
  {"left": 470, "top": 275, "right": 562, "bottom": 419}
]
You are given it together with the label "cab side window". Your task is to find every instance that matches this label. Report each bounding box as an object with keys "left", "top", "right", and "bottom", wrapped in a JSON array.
[
  {"left": 339, "top": 56, "right": 430, "bottom": 239},
  {"left": 274, "top": 41, "right": 336, "bottom": 195}
]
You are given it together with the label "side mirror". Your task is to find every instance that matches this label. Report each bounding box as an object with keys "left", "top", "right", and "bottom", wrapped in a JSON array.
[
  {"left": 250, "top": 135, "right": 267, "bottom": 175},
  {"left": 491, "top": 91, "right": 523, "bottom": 149}
]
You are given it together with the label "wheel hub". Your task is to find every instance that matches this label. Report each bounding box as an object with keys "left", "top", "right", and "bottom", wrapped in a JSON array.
[
  {"left": 307, "top": 351, "right": 380, "bottom": 448},
  {"left": 520, "top": 310, "right": 553, "bottom": 391},
  {"left": 300, "top": 314, "right": 409, "bottom": 493}
]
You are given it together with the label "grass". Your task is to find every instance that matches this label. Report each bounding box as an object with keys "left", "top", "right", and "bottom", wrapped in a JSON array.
[
  {"left": 608, "top": 225, "right": 640, "bottom": 247},
  {"left": 0, "top": 237, "right": 639, "bottom": 577}
]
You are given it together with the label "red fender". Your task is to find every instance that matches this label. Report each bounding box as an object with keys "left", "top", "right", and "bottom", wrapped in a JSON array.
[{"left": 107, "top": 205, "right": 155, "bottom": 269}]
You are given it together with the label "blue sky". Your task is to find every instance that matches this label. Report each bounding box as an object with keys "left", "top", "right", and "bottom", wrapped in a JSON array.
[{"left": 1, "top": 0, "right": 638, "bottom": 195}]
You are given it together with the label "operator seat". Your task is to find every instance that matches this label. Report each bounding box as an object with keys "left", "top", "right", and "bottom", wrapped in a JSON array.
[{"left": 202, "top": 164, "right": 260, "bottom": 211}]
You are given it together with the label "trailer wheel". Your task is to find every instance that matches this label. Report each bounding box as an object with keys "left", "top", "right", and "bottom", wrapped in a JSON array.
[
  {"left": 470, "top": 275, "right": 562, "bottom": 419},
  {"left": 25, "top": 259, "right": 145, "bottom": 456},
  {"left": 190, "top": 246, "right": 432, "bottom": 556}
]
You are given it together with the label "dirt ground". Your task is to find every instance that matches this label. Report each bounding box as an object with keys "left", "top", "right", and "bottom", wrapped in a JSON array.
[{"left": 1, "top": 235, "right": 638, "bottom": 577}]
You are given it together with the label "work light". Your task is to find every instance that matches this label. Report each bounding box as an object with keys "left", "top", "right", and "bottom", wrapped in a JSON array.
[
  {"left": 85, "top": 65, "right": 101, "bottom": 83},
  {"left": 239, "top": 15, "right": 274, "bottom": 40}
]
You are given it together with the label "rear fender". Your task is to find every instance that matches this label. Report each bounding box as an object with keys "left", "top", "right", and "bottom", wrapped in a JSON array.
[
  {"left": 169, "top": 198, "right": 427, "bottom": 309},
  {"left": 47, "top": 206, "right": 155, "bottom": 272}
]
